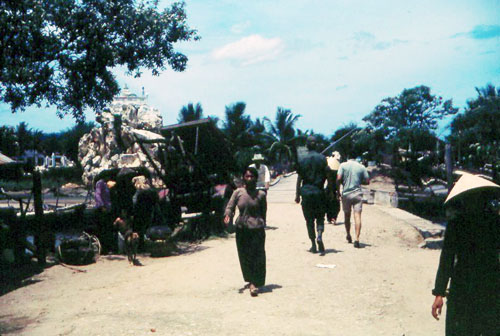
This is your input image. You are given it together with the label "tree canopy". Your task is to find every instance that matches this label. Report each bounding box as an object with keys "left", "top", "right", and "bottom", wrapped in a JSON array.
[
  {"left": 263, "top": 107, "right": 301, "bottom": 165},
  {"left": 448, "top": 84, "right": 500, "bottom": 173},
  {"left": 0, "top": 0, "right": 199, "bottom": 121},
  {"left": 222, "top": 102, "right": 253, "bottom": 148},
  {"left": 363, "top": 85, "right": 458, "bottom": 144}
]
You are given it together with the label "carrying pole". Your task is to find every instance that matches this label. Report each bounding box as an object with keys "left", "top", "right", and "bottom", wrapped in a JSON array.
[{"left": 320, "top": 127, "right": 364, "bottom": 155}]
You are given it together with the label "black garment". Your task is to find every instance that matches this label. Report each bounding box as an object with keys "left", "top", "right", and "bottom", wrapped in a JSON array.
[
  {"left": 297, "top": 150, "right": 328, "bottom": 240},
  {"left": 236, "top": 227, "right": 266, "bottom": 287},
  {"left": 325, "top": 169, "right": 340, "bottom": 222},
  {"left": 432, "top": 201, "right": 499, "bottom": 336},
  {"left": 93, "top": 208, "right": 116, "bottom": 254},
  {"left": 133, "top": 189, "right": 160, "bottom": 251},
  {"left": 112, "top": 177, "right": 136, "bottom": 218},
  {"left": 301, "top": 192, "right": 326, "bottom": 240}
]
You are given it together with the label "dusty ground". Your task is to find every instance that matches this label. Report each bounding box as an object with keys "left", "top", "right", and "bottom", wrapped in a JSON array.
[{"left": 0, "top": 174, "right": 445, "bottom": 336}]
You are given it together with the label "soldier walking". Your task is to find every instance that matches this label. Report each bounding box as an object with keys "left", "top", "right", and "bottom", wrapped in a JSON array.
[{"left": 295, "top": 136, "right": 329, "bottom": 255}]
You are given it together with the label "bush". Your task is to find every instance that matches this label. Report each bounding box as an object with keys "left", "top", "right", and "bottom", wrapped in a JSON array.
[
  {"left": 0, "top": 163, "right": 24, "bottom": 180},
  {"left": 398, "top": 196, "right": 446, "bottom": 223},
  {"left": 42, "top": 167, "right": 83, "bottom": 181}
]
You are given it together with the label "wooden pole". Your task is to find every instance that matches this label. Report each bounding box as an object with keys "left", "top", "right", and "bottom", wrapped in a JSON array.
[
  {"left": 445, "top": 143, "right": 453, "bottom": 192},
  {"left": 32, "top": 170, "right": 46, "bottom": 265}
]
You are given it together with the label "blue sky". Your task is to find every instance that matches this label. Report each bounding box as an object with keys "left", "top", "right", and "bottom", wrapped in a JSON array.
[{"left": 1, "top": 0, "right": 499, "bottom": 137}]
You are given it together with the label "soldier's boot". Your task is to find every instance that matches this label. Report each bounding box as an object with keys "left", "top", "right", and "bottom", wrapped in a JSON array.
[
  {"left": 317, "top": 227, "right": 325, "bottom": 255},
  {"left": 317, "top": 239, "right": 325, "bottom": 255},
  {"left": 309, "top": 239, "right": 317, "bottom": 253}
]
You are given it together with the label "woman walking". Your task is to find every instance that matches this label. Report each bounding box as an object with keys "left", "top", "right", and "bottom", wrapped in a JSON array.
[
  {"left": 431, "top": 173, "right": 499, "bottom": 335},
  {"left": 224, "top": 167, "right": 267, "bottom": 297}
]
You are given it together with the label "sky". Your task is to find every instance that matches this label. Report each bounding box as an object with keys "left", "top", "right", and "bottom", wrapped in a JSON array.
[{"left": 1, "top": 0, "right": 499, "bottom": 137}]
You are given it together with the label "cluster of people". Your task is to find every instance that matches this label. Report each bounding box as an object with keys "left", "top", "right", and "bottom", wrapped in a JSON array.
[
  {"left": 93, "top": 170, "right": 164, "bottom": 256},
  {"left": 223, "top": 136, "right": 499, "bottom": 336},
  {"left": 295, "top": 135, "right": 369, "bottom": 254},
  {"left": 223, "top": 136, "right": 371, "bottom": 296}
]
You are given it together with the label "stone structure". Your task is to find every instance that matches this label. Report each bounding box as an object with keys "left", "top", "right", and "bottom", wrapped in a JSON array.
[{"left": 78, "top": 87, "right": 164, "bottom": 186}]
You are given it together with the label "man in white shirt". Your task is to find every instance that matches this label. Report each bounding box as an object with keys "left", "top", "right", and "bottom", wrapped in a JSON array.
[{"left": 249, "top": 153, "right": 271, "bottom": 192}]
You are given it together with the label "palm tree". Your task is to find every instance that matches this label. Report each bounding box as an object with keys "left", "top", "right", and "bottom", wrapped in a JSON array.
[
  {"left": 263, "top": 107, "right": 302, "bottom": 168},
  {"left": 222, "top": 102, "right": 255, "bottom": 170},
  {"left": 222, "top": 102, "right": 253, "bottom": 147},
  {"left": 178, "top": 102, "right": 204, "bottom": 123}
]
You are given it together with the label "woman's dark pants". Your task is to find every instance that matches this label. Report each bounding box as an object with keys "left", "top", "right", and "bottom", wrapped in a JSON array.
[{"left": 235, "top": 227, "right": 266, "bottom": 287}]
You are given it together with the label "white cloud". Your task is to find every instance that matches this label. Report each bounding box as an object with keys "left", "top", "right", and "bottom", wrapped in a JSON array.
[{"left": 211, "top": 35, "right": 285, "bottom": 65}]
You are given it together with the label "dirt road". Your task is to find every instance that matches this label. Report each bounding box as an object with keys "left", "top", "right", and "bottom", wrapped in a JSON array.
[{"left": 0, "top": 174, "right": 445, "bottom": 335}]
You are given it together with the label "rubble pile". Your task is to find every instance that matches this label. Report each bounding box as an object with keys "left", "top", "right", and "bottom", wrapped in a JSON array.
[{"left": 78, "top": 88, "right": 164, "bottom": 185}]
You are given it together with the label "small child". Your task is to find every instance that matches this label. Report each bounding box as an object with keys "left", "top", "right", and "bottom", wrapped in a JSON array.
[{"left": 113, "top": 214, "right": 139, "bottom": 264}]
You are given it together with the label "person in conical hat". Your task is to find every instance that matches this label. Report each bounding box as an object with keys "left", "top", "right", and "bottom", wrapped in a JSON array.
[
  {"left": 444, "top": 172, "right": 500, "bottom": 204},
  {"left": 325, "top": 151, "right": 341, "bottom": 224},
  {"left": 431, "top": 173, "right": 499, "bottom": 335}
]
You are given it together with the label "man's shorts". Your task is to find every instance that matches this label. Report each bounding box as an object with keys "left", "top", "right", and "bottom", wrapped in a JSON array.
[{"left": 342, "top": 190, "right": 363, "bottom": 213}]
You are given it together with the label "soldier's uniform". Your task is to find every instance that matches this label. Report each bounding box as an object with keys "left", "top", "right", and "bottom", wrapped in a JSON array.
[{"left": 296, "top": 143, "right": 329, "bottom": 253}]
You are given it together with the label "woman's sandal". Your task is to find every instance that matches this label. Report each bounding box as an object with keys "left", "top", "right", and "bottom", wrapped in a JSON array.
[{"left": 249, "top": 284, "right": 258, "bottom": 297}]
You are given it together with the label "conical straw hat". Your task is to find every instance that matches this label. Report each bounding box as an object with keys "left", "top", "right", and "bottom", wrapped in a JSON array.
[
  {"left": 445, "top": 173, "right": 500, "bottom": 204},
  {"left": 327, "top": 156, "right": 340, "bottom": 170}
]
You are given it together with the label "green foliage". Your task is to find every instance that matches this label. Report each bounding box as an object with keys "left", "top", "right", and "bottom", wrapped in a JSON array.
[
  {"left": 329, "top": 123, "right": 362, "bottom": 159},
  {"left": 362, "top": 85, "right": 457, "bottom": 184},
  {"left": 0, "top": 126, "right": 17, "bottom": 157},
  {"left": 307, "top": 131, "right": 329, "bottom": 152},
  {"left": 223, "top": 102, "right": 253, "bottom": 147},
  {"left": 262, "top": 107, "right": 302, "bottom": 166},
  {"left": 0, "top": 121, "right": 94, "bottom": 164},
  {"left": 41, "top": 166, "right": 83, "bottom": 181},
  {"left": 0, "top": 166, "right": 82, "bottom": 191},
  {"left": 59, "top": 122, "right": 95, "bottom": 163},
  {"left": 221, "top": 102, "right": 257, "bottom": 170},
  {"left": 398, "top": 196, "right": 446, "bottom": 223},
  {"left": 364, "top": 85, "right": 458, "bottom": 144},
  {"left": 448, "top": 84, "right": 500, "bottom": 175},
  {"left": 0, "top": 0, "right": 199, "bottom": 121},
  {"left": 0, "top": 163, "right": 24, "bottom": 180},
  {"left": 178, "top": 102, "right": 204, "bottom": 123}
]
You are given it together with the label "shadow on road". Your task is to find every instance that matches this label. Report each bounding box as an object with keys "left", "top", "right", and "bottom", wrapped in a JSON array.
[
  {"left": 237, "top": 283, "right": 283, "bottom": 295},
  {"left": 259, "top": 284, "right": 282, "bottom": 294},
  {"left": 100, "top": 255, "right": 127, "bottom": 261},
  {"left": 174, "top": 243, "right": 210, "bottom": 256},
  {"left": 0, "top": 314, "right": 35, "bottom": 335},
  {"left": 0, "top": 260, "right": 57, "bottom": 296},
  {"left": 323, "top": 248, "right": 343, "bottom": 254}
]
